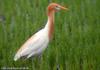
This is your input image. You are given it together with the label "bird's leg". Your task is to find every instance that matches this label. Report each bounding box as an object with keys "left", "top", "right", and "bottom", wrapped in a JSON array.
[
  {"left": 37, "top": 53, "right": 42, "bottom": 64},
  {"left": 31, "top": 57, "right": 35, "bottom": 69},
  {"left": 38, "top": 53, "right": 42, "bottom": 61},
  {"left": 38, "top": 54, "right": 42, "bottom": 60}
]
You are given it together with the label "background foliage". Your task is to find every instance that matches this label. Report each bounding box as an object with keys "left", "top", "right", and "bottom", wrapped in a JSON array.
[{"left": 0, "top": 0, "right": 100, "bottom": 70}]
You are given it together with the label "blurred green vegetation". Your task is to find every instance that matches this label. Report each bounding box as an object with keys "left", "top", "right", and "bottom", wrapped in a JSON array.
[{"left": 0, "top": 0, "right": 100, "bottom": 70}]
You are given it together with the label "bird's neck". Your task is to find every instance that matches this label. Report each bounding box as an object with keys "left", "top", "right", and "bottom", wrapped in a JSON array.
[{"left": 44, "top": 11, "right": 55, "bottom": 39}]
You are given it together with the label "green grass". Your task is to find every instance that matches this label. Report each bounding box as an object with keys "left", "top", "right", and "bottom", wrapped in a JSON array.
[{"left": 0, "top": 0, "right": 100, "bottom": 70}]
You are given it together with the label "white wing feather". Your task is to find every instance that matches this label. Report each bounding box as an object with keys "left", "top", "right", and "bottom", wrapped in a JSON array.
[{"left": 14, "top": 29, "right": 49, "bottom": 61}]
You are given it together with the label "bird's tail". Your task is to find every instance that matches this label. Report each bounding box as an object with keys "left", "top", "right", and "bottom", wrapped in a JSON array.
[{"left": 14, "top": 53, "right": 20, "bottom": 61}]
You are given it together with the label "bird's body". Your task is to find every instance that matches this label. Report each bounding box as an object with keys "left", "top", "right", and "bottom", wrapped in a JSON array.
[
  {"left": 14, "top": 29, "right": 49, "bottom": 61},
  {"left": 14, "top": 19, "right": 51, "bottom": 61},
  {"left": 14, "top": 3, "right": 68, "bottom": 61}
]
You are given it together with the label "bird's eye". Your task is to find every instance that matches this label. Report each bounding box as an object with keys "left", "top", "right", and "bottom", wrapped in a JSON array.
[
  {"left": 55, "top": 6, "right": 58, "bottom": 8},
  {"left": 55, "top": 6, "right": 60, "bottom": 11}
]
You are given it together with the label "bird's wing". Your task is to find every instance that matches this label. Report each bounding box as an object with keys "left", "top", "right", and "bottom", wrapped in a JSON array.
[{"left": 14, "top": 29, "right": 48, "bottom": 61}]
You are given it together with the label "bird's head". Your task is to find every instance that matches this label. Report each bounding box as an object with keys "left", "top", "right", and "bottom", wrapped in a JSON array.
[{"left": 47, "top": 3, "right": 68, "bottom": 13}]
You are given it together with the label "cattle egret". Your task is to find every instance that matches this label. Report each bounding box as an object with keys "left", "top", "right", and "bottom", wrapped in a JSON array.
[{"left": 14, "top": 3, "right": 68, "bottom": 61}]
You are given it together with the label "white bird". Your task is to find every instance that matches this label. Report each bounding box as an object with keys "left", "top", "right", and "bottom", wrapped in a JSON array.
[{"left": 14, "top": 3, "right": 68, "bottom": 61}]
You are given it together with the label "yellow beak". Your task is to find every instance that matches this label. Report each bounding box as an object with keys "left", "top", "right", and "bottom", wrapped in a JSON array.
[{"left": 60, "top": 6, "right": 68, "bottom": 10}]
